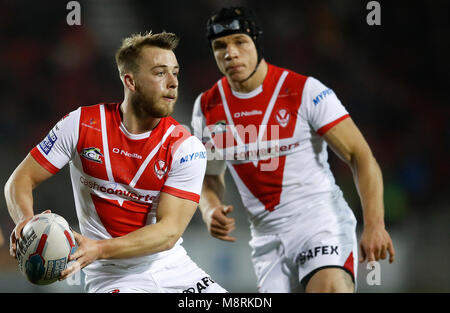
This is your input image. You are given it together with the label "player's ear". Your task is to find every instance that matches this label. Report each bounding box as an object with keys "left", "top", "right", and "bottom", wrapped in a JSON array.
[{"left": 123, "top": 73, "right": 136, "bottom": 92}]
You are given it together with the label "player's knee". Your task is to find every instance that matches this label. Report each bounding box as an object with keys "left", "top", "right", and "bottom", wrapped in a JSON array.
[
  {"left": 305, "top": 268, "right": 354, "bottom": 293},
  {"left": 319, "top": 279, "right": 353, "bottom": 293},
  {"left": 307, "top": 279, "right": 354, "bottom": 293}
]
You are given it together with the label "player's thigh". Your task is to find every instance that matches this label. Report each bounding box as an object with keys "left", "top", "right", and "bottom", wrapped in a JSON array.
[
  {"left": 297, "top": 233, "right": 358, "bottom": 291},
  {"left": 85, "top": 272, "right": 161, "bottom": 293},
  {"left": 255, "top": 257, "right": 298, "bottom": 293},
  {"left": 250, "top": 234, "right": 297, "bottom": 292},
  {"left": 152, "top": 252, "right": 227, "bottom": 293},
  {"left": 304, "top": 267, "right": 354, "bottom": 293},
  {"left": 296, "top": 198, "right": 358, "bottom": 290}
]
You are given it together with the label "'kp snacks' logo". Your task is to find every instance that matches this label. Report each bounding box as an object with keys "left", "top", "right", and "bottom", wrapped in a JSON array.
[
  {"left": 81, "top": 147, "right": 103, "bottom": 163},
  {"left": 154, "top": 160, "right": 168, "bottom": 179}
]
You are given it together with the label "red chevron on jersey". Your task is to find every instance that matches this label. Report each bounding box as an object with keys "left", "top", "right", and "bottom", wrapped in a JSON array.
[
  {"left": 231, "top": 156, "right": 286, "bottom": 211},
  {"left": 91, "top": 193, "right": 150, "bottom": 238},
  {"left": 192, "top": 63, "right": 350, "bottom": 233},
  {"left": 198, "top": 65, "right": 306, "bottom": 211},
  {"left": 31, "top": 102, "right": 207, "bottom": 240},
  {"left": 201, "top": 65, "right": 305, "bottom": 149}
]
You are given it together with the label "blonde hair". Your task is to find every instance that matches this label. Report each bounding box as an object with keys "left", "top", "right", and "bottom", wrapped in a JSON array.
[{"left": 115, "top": 31, "right": 179, "bottom": 77}]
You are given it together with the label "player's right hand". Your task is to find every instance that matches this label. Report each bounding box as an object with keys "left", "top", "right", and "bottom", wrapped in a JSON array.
[
  {"left": 9, "top": 209, "right": 51, "bottom": 258},
  {"left": 203, "top": 205, "right": 236, "bottom": 242}
]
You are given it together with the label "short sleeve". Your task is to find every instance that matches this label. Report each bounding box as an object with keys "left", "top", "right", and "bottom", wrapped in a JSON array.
[
  {"left": 161, "top": 136, "right": 207, "bottom": 203},
  {"left": 191, "top": 92, "right": 227, "bottom": 175},
  {"left": 191, "top": 93, "right": 206, "bottom": 142},
  {"left": 30, "top": 107, "right": 81, "bottom": 174},
  {"left": 300, "top": 77, "right": 350, "bottom": 136}
]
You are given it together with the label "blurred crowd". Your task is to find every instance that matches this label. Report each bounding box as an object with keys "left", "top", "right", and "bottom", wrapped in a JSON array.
[{"left": 0, "top": 0, "right": 448, "bottom": 237}]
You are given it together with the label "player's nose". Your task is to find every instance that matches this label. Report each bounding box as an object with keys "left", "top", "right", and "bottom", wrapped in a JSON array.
[
  {"left": 224, "top": 44, "right": 238, "bottom": 60},
  {"left": 166, "top": 72, "right": 178, "bottom": 89}
]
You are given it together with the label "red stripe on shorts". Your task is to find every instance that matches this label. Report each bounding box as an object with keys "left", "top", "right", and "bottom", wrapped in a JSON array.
[{"left": 343, "top": 251, "right": 354, "bottom": 277}]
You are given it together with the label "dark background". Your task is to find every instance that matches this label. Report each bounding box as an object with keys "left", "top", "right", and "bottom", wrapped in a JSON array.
[{"left": 0, "top": 0, "right": 448, "bottom": 292}]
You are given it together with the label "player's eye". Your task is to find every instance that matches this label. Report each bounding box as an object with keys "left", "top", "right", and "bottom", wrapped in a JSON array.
[
  {"left": 236, "top": 38, "right": 250, "bottom": 46},
  {"left": 213, "top": 42, "right": 226, "bottom": 50}
]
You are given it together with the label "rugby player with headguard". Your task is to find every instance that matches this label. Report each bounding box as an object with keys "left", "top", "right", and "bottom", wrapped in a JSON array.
[{"left": 192, "top": 7, "right": 395, "bottom": 292}]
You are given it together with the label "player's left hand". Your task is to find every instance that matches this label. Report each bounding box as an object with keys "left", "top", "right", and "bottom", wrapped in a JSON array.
[
  {"left": 359, "top": 224, "right": 395, "bottom": 264},
  {"left": 59, "top": 231, "right": 102, "bottom": 280}
]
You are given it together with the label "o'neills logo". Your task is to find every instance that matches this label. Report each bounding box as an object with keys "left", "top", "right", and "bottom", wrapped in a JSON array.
[
  {"left": 112, "top": 148, "right": 142, "bottom": 159},
  {"left": 79, "top": 176, "right": 156, "bottom": 203},
  {"left": 234, "top": 110, "right": 263, "bottom": 118}
]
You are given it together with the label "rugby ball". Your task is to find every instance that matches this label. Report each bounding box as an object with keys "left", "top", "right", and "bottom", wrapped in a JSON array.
[{"left": 16, "top": 212, "right": 77, "bottom": 285}]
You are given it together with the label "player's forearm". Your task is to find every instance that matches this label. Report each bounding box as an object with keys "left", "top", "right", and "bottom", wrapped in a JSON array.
[
  {"left": 98, "top": 221, "right": 180, "bottom": 259},
  {"left": 200, "top": 174, "right": 225, "bottom": 216},
  {"left": 351, "top": 153, "right": 385, "bottom": 227},
  {"left": 4, "top": 173, "right": 35, "bottom": 224},
  {"left": 5, "top": 155, "right": 53, "bottom": 225}
]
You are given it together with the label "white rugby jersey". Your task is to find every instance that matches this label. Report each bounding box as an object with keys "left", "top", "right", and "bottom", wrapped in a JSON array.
[
  {"left": 31, "top": 102, "right": 207, "bottom": 272},
  {"left": 192, "top": 64, "right": 350, "bottom": 235}
]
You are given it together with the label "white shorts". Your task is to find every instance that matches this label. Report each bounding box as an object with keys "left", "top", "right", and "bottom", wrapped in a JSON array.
[
  {"left": 249, "top": 195, "right": 358, "bottom": 292},
  {"left": 84, "top": 245, "right": 227, "bottom": 293}
]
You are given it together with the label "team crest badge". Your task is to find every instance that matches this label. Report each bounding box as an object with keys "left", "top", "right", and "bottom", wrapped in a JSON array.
[
  {"left": 154, "top": 160, "right": 168, "bottom": 179},
  {"left": 276, "top": 109, "right": 290, "bottom": 127},
  {"left": 211, "top": 120, "right": 227, "bottom": 136},
  {"left": 81, "top": 147, "right": 103, "bottom": 163},
  {"left": 203, "top": 120, "right": 227, "bottom": 145}
]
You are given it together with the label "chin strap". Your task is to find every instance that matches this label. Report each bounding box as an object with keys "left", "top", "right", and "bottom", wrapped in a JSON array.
[{"left": 239, "top": 59, "right": 262, "bottom": 84}]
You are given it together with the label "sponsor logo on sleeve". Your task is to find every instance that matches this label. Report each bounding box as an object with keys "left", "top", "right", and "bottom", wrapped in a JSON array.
[
  {"left": 39, "top": 129, "right": 58, "bottom": 155},
  {"left": 179, "top": 151, "right": 207, "bottom": 164},
  {"left": 312, "top": 88, "right": 334, "bottom": 106},
  {"left": 80, "top": 147, "right": 103, "bottom": 163}
]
